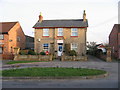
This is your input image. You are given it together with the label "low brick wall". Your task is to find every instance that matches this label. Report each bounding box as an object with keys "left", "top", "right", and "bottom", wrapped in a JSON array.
[
  {"left": 1, "top": 54, "right": 14, "bottom": 60},
  {"left": 61, "top": 55, "right": 88, "bottom": 61},
  {"left": 14, "top": 55, "right": 53, "bottom": 61}
]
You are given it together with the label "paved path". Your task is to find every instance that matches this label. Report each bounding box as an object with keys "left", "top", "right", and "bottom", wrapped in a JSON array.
[
  {"left": 1, "top": 55, "right": 106, "bottom": 70},
  {"left": 2, "top": 55, "right": 119, "bottom": 88}
]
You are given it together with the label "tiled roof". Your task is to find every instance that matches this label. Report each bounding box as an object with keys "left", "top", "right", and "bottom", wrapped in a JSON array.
[
  {"left": 0, "top": 22, "right": 17, "bottom": 34},
  {"left": 25, "top": 35, "right": 34, "bottom": 38},
  {"left": 33, "top": 19, "right": 88, "bottom": 28}
]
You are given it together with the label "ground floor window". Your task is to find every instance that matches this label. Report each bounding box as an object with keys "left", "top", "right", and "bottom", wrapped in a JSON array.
[
  {"left": 43, "top": 43, "right": 49, "bottom": 51},
  {"left": 71, "top": 43, "right": 77, "bottom": 52},
  {"left": 0, "top": 47, "right": 3, "bottom": 54}
]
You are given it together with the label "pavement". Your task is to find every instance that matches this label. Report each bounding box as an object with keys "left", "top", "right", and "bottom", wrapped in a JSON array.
[{"left": 1, "top": 55, "right": 119, "bottom": 88}]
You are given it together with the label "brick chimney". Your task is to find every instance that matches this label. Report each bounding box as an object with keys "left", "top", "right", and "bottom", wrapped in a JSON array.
[
  {"left": 83, "top": 10, "right": 86, "bottom": 22},
  {"left": 39, "top": 12, "right": 43, "bottom": 22}
]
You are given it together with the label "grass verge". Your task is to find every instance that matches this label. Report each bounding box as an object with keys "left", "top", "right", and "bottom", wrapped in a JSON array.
[
  {"left": 2, "top": 67, "right": 106, "bottom": 77},
  {"left": 7, "top": 61, "right": 48, "bottom": 64}
]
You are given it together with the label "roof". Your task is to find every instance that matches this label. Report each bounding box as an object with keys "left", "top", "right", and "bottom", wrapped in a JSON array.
[
  {"left": 0, "top": 22, "right": 17, "bottom": 34},
  {"left": 114, "top": 24, "right": 120, "bottom": 33},
  {"left": 33, "top": 19, "right": 88, "bottom": 28},
  {"left": 25, "top": 35, "right": 34, "bottom": 38}
]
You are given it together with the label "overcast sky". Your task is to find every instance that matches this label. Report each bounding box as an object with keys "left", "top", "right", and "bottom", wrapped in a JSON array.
[{"left": 0, "top": 0, "right": 119, "bottom": 44}]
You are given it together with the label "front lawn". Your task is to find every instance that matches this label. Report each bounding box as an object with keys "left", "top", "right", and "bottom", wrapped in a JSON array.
[
  {"left": 2, "top": 67, "right": 106, "bottom": 77},
  {"left": 7, "top": 61, "right": 48, "bottom": 64}
]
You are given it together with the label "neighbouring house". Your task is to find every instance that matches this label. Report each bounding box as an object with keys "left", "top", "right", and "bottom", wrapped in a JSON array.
[
  {"left": 25, "top": 35, "right": 34, "bottom": 50},
  {"left": 0, "top": 22, "right": 26, "bottom": 59},
  {"left": 109, "top": 24, "right": 120, "bottom": 59},
  {"left": 33, "top": 11, "right": 88, "bottom": 58}
]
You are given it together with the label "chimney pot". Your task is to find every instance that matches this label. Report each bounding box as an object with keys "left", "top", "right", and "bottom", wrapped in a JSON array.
[{"left": 39, "top": 12, "right": 43, "bottom": 22}]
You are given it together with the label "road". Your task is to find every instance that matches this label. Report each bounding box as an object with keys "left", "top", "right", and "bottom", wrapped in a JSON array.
[{"left": 2, "top": 55, "right": 119, "bottom": 88}]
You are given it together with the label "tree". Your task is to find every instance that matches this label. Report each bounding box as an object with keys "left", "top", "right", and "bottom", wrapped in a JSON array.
[{"left": 86, "top": 41, "right": 97, "bottom": 55}]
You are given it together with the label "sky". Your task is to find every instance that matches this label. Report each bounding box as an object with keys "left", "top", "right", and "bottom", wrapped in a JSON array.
[{"left": 0, "top": 0, "right": 119, "bottom": 44}]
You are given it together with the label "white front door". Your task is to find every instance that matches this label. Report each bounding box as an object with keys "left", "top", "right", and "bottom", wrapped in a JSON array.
[{"left": 58, "top": 45, "right": 63, "bottom": 56}]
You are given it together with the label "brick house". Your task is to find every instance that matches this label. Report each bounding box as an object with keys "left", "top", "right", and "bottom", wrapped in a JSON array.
[
  {"left": 0, "top": 22, "right": 26, "bottom": 59},
  {"left": 25, "top": 35, "right": 34, "bottom": 50},
  {"left": 33, "top": 11, "right": 88, "bottom": 57},
  {"left": 109, "top": 24, "right": 120, "bottom": 59}
]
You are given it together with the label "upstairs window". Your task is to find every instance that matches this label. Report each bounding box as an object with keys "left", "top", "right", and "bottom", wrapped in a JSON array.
[
  {"left": 71, "top": 43, "right": 77, "bottom": 52},
  {"left": 43, "top": 43, "right": 49, "bottom": 51},
  {"left": 0, "top": 35, "right": 4, "bottom": 40},
  {"left": 58, "top": 28, "right": 63, "bottom": 36},
  {"left": 71, "top": 28, "right": 78, "bottom": 36},
  {"left": 43, "top": 28, "right": 49, "bottom": 36}
]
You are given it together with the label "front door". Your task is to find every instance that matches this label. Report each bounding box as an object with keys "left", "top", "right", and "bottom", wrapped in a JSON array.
[{"left": 58, "top": 44, "right": 63, "bottom": 56}]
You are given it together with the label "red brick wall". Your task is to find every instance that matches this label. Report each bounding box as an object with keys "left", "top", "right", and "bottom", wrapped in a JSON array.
[
  {"left": 118, "top": 33, "right": 120, "bottom": 59},
  {"left": 1, "top": 22, "right": 26, "bottom": 60},
  {"left": 109, "top": 25, "right": 119, "bottom": 59},
  {"left": 8, "top": 22, "right": 25, "bottom": 53},
  {"left": 16, "top": 23, "right": 26, "bottom": 49},
  {"left": 0, "top": 34, "right": 9, "bottom": 54}
]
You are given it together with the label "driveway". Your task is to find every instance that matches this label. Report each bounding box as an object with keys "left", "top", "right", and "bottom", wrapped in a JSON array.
[{"left": 2, "top": 55, "right": 119, "bottom": 88}]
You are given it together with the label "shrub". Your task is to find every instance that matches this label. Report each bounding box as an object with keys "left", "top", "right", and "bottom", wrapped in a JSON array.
[
  {"left": 28, "top": 50, "right": 36, "bottom": 55},
  {"left": 19, "top": 50, "right": 27, "bottom": 55},
  {"left": 64, "top": 44, "right": 70, "bottom": 55},
  {"left": 69, "top": 50, "right": 77, "bottom": 56},
  {"left": 82, "top": 53, "right": 85, "bottom": 56},
  {"left": 40, "top": 52, "right": 46, "bottom": 55}
]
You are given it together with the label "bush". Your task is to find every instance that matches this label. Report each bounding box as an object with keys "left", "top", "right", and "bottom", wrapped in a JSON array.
[
  {"left": 19, "top": 50, "right": 27, "bottom": 55},
  {"left": 40, "top": 52, "right": 46, "bottom": 55},
  {"left": 69, "top": 50, "right": 77, "bottom": 56},
  {"left": 28, "top": 50, "right": 36, "bottom": 55}
]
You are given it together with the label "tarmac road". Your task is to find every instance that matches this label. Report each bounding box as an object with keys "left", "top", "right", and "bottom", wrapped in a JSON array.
[{"left": 2, "top": 55, "right": 119, "bottom": 88}]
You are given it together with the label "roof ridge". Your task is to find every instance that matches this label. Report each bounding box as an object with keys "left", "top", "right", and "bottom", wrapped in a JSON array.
[
  {"left": 0, "top": 22, "right": 18, "bottom": 24},
  {"left": 43, "top": 19, "right": 83, "bottom": 21}
]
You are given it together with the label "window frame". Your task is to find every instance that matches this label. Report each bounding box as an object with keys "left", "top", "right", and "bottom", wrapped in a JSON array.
[
  {"left": 0, "top": 34, "right": 4, "bottom": 40},
  {"left": 57, "top": 28, "right": 63, "bottom": 36},
  {"left": 71, "top": 28, "right": 78, "bottom": 36},
  {"left": 71, "top": 43, "right": 78, "bottom": 52},
  {"left": 0, "top": 47, "right": 3, "bottom": 54},
  {"left": 43, "top": 43, "right": 49, "bottom": 51},
  {"left": 43, "top": 28, "right": 49, "bottom": 36}
]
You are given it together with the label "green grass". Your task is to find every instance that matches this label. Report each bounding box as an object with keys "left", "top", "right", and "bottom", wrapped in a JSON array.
[
  {"left": 2, "top": 67, "right": 106, "bottom": 77},
  {"left": 0, "top": 70, "right": 2, "bottom": 76},
  {"left": 7, "top": 61, "right": 48, "bottom": 64}
]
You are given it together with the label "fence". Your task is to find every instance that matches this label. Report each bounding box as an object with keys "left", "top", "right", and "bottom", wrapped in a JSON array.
[{"left": 14, "top": 55, "right": 53, "bottom": 61}]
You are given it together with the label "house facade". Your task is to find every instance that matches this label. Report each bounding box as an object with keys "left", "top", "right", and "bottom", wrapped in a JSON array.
[
  {"left": 109, "top": 24, "right": 120, "bottom": 59},
  {"left": 33, "top": 11, "right": 88, "bottom": 57},
  {"left": 0, "top": 22, "right": 26, "bottom": 59},
  {"left": 25, "top": 35, "right": 34, "bottom": 50}
]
